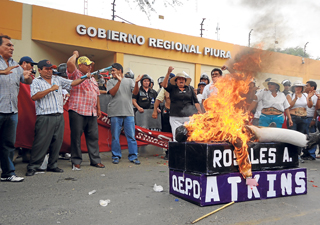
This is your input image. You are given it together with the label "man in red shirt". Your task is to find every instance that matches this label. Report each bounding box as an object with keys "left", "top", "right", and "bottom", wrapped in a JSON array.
[{"left": 66, "top": 51, "right": 104, "bottom": 170}]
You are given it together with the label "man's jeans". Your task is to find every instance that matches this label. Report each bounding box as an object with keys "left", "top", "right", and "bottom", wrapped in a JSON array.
[
  {"left": 110, "top": 116, "right": 138, "bottom": 161},
  {"left": 306, "top": 117, "right": 317, "bottom": 158},
  {"left": 0, "top": 113, "right": 18, "bottom": 178}
]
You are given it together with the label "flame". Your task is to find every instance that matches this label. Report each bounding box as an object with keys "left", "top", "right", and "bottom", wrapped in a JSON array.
[{"left": 185, "top": 49, "right": 262, "bottom": 179}]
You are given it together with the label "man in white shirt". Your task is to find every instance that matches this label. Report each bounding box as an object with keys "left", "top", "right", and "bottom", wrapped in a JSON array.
[
  {"left": 202, "top": 68, "right": 222, "bottom": 103},
  {"left": 302, "top": 81, "right": 318, "bottom": 160}
]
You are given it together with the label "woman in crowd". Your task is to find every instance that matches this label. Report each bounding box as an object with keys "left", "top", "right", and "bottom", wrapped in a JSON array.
[
  {"left": 286, "top": 81, "right": 309, "bottom": 133},
  {"left": 248, "top": 78, "right": 293, "bottom": 128},
  {"left": 162, "top": 66, "right": 201, "bottom": 141}
]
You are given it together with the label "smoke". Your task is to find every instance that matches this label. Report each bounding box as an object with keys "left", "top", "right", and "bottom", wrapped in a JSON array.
[{"left": 239, "top": 0, "right": 293, "bottom": 50}]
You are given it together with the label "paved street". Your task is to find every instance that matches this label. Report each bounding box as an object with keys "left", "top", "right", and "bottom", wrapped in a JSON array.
[{"left": 1, "top": 147, "right": 320, "bottom": 225}]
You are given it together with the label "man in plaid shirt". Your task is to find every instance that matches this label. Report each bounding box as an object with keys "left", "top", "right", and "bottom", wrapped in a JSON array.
[{"left": 67, "top": 51, "right": 105, "bottom": 170}]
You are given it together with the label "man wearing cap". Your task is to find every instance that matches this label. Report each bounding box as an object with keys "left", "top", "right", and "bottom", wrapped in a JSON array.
[
  {"left": 0, "top": 35, "right": 33, "bottom": 182},
  {"left": 197, "top": 82, "right": 206, "bottom": 103},
  {"left": 14, "top": 56, "right": 38, "bottom": 163},
  {"left": 66, "top": 51, "right": 104, "bottom": 170},
  {"left": 107, "top": 63, "right": 142, "bottom": 165},
  {"left": 26, "top": 59, "right": 90, "bottom": 176}
]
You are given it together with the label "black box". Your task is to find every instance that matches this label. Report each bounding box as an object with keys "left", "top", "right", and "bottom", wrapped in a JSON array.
[{"left": 169, "top": 141, "right": 299, "bottom": 175}]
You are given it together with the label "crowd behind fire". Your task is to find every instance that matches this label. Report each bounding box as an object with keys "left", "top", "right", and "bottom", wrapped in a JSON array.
[{"left": 1, "top": 34, "right": 320, "bottom": 182}]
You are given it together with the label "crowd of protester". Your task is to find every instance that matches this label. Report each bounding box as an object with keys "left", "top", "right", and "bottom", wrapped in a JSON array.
[{"left": 1, "top": 34, "right": 320, "bottom": 183}]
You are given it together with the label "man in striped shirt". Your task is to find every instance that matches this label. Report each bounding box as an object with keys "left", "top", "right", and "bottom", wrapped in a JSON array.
[
  {"left": 66, "top": 51, "right": 104, "bottom": 170},
  {"left": 0, "top": 35, "right": 33, "bottom": 182},
  {"left": 26, "top": 60, "right": 90, "bottom": 176}
]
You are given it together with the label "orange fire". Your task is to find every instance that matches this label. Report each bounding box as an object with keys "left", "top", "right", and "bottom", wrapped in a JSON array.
[{"left": 185, "top": 49, "right": 262, "bottom": 179}]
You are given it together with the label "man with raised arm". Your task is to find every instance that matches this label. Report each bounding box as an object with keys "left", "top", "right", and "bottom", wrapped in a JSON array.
[
  {"left": 66, "top": 51, "right": 104, "bottom": 170},
  {"left": 0, "top": 35, "right": 32, "bottom": 182},
  {"left": 107, "top": 63, "right": 142, "bottom": 165}
]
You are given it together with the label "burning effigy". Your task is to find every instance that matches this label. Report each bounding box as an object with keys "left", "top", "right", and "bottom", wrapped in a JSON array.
[
  {"left": 169, "top": 48, "right": 311, "bottom": 206},
  {"left": 185, "top": 49, "right": 263, "bottom": 179}
]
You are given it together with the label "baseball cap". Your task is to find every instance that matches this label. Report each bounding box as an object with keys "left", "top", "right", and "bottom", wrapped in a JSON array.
[
  {"left": 77, "top": 56, "right": 94, "bottom": 66},
  {"left": 19, "top": 56, "right": 37, "bottom": 65},
  {"left": 198, "top": 82, "right": 207, "bottom": 87},
  {"left": 37, "top": 60, "right": 57, "bottom": 69}
]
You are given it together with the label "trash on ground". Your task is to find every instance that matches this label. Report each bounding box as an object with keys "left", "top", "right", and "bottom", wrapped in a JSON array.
[
  {"left": 309, "top": 180, "right": 314, "bottom": 182},
  {"left": 99, "top": 199, "right": 111, "bottom": 206},
  {"left": 35, "top": 172, "right": 45, "bottom": 175},
  {"left": 88, "top": 190, "right": 96, "bottom": 195},
  {"left": 312, "top": 185, "right": 318, "bottom": 187},
  {"left": 310, "top": 168, "right": 317, "bottom": 171},
  {"left": 39, "top": 154, "right": 49, "bottom": 170},
  {"left": 175, "top": 198, "right": 179, "bottom": 202},
  {"left": 153, "top": 184, "right": 163, "bottom": 192},
  {"left": 65, "top": 177, "right": 77, "bottom": 181},
  {"left": 101, "top": 174, "right": 106, "bottom": 177}
]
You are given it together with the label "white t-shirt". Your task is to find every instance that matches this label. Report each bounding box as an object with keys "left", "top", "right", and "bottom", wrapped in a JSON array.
[
  {"left": 197, "top": 93, "right": 203, "bottom": 103},
  {"left": 254, "top": 89, "right": 263, "bottom": 119},
  {"left": 202, "top": 82, "right": 218, "bottom": 100},
  {"left": 256, "top": 90, "right": 290, "bottom": 112},
  {"left": 307, "top": 94, "right": 318, "bottom": 117},
  {"left": 289, "top": 93, "right": 308, "bottom": 110}
]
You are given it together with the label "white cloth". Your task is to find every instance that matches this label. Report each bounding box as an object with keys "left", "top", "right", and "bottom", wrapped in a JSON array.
[
  {"left": 202, "top": 82, "right": 218, "bottom": 100},
  {"left": 197, "top": 93, "right": 203, "bottom": 103},
  {"left": 254, "top": 89, "right": 263, "bottom": 119},
  {"left": 307, "top": 94, "right": 318, "bottom": 117},
  {"left": 169, "top": 116, "right": 190, "bottom": 142},
  {"left": 62, "top": 89, "right": 69, "bottom": 95},
  {"left": 256, "top": 90, "right": 290, "bottom": 112}
]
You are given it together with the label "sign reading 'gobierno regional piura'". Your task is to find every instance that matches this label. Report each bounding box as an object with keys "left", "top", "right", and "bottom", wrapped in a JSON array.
[{"left": 76, "top": 25, "right": 232, "bottom": 59}]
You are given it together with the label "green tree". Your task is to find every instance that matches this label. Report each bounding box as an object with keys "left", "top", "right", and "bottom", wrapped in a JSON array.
[{"left": 267, "top": 46, "right": 310, "bottom": 58}]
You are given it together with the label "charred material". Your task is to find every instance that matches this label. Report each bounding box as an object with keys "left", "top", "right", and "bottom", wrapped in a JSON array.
[{"left": 175, "top": 125, "right": 189, "bottom": 142}]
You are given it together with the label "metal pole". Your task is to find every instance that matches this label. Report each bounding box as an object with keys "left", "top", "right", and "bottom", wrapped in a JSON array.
[
  {"left": 248, "top": 29, "right": 253, "bottom": 47},
  {"left": 112, "top": 0, "right": 116, "bottom": 20},
  {"left": 304, "top": 42, "right": 309, "bottom": 57},
  {"left": 200, "top": 18, "right": 205, "bottom": 37}
]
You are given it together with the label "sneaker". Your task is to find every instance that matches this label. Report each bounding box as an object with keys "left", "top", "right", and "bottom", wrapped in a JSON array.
[
  {"left": 112, "top": 158, "right": 120, "bottom": 164},
  {"left": 1, "top": 175, "right": 24, "bottom": 182},
  {"left": 59, "top": 153, "right": 71, "bottom": 160},
  {"left": 130, "top": 159, "right": 141, "bottom": 165},
  {"left": 72, "top": 164, "right": 81, "bottom": 171}
]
